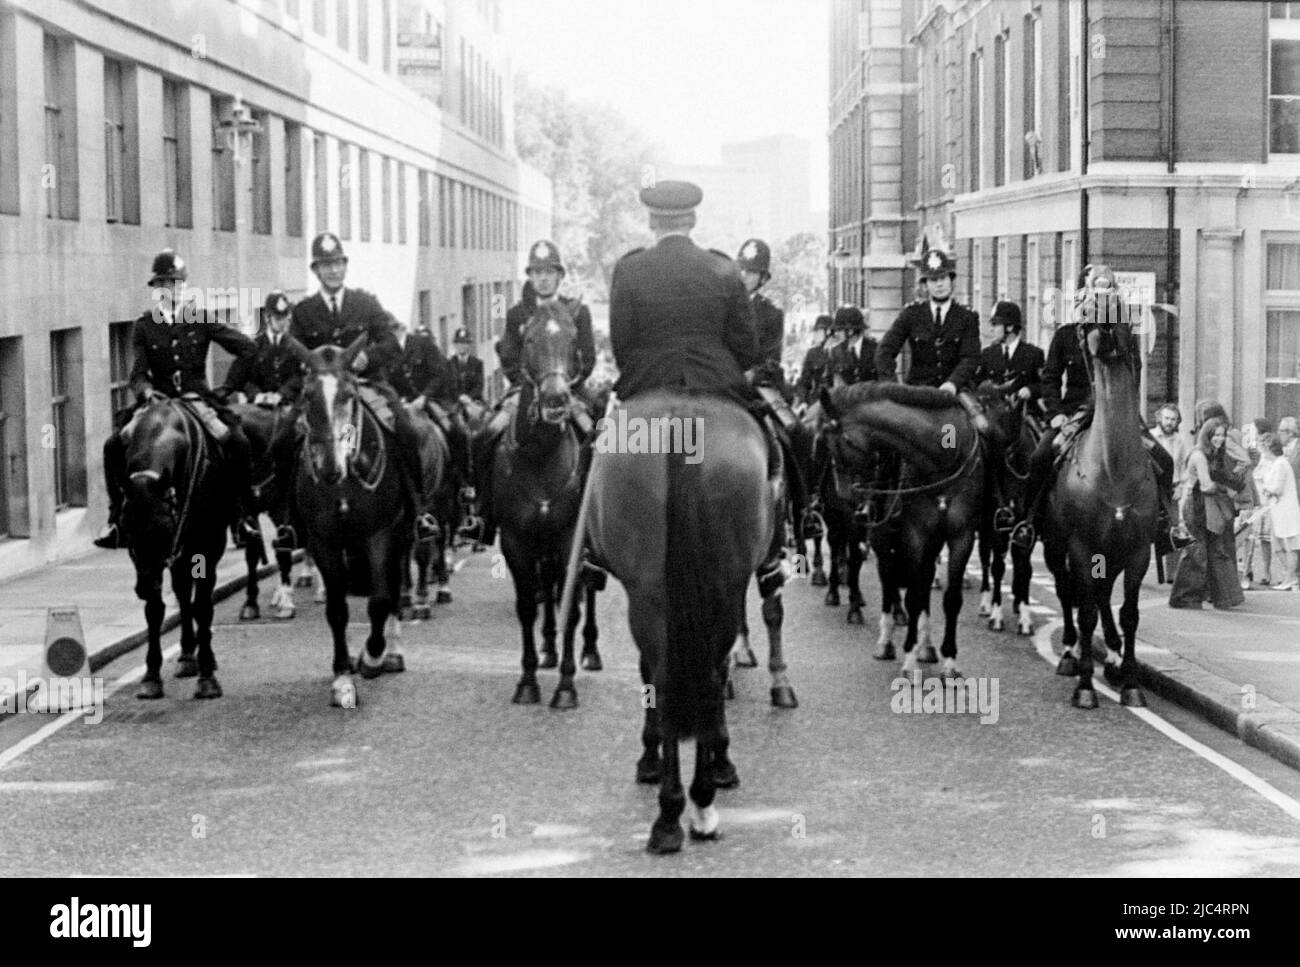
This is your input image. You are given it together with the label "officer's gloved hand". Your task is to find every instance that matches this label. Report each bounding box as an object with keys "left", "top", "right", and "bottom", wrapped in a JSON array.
[
  {"left": 254, "top": 392, "right": 282, "bottom": 407},
  {"left": 1050, "top": 414, "right": 1067, "bottom": 429},
  {"left": 144, "top": 389, "right": 169, "bottom": 404},
  {"left": 939, "top": 381, "right": 958, "bottom": 395},
  {"left": 351, "top": 350, "right": 369, "bottom": 374},
  {"left": 1016, "top": 387, "right": 1032, "bottom": 401}
]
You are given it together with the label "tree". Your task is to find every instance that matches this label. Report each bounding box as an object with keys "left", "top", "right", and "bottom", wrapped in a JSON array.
[
  {"left": 514, "top": 76, "right": 660, "bottom": 301},
  {"left": 764, "top": 232, "right": 829, "bottom": 318}
]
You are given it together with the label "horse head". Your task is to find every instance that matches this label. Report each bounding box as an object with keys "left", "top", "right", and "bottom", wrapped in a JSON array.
[
  {"left": 521, "top": 301, "right": 579, "bottom": 425},
  {"left": 290, "top": 333, "right": 366, "bottom": 484},
  {"left": 974, "top": 378, "right": 1021, "bottom": 448},
  {"left": 120, "top": 401, "right": 186, "bottom": 586}
]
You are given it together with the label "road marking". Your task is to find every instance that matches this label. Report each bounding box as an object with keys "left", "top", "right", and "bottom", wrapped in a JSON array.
[
  {"left": 0, "top": 780, "right": 115, "bottom": 793},
  {"left": 0, "top": 643, "right": 180, "bottom": 771},
  {"left": 1226, "top": 651, "right": 1300, "bottom": 664},
  {"left": 1032, "top": 619, "right": 1300, "bottom": 824}
]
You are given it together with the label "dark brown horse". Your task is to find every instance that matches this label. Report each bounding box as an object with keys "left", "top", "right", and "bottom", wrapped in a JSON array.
[
  {"left": 290, "top": 336, "right": 409, "bottom": 707},
  {"left": 231, "top": 401, "right": 299, "bottom": 620},
  {"left": 486, "top": 301, "right": 600, "bottom": 709},
  {"left": 399, "top": 402, "right": 455, "bottom": 620},
  {"left": 120, "top": 399, "right": 233, "bottom": 700},
  {"left": 1042, "top": 316, "right": 1155, "bottom": 708},
  {"left": 586, "top": 390, "right": 776, "bottom": 853},
  {"left": 821, "top": 382, "right": 986, "bottom": 678},
  {"left": 801, "top": 399, "right": 869, "bottom": 624}
]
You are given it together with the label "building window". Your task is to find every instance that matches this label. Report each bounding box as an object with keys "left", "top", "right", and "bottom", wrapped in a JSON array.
[
  {"left": 1026, "top": 237, "right": 1041, "bottom": 344},
  {"left": 284, "top": 120, "right": 303, "bottom": 237},
  {"left": 971, "top": 240, "right": 984, "bottom": 318},
  {"left": 396, "top": 161, "right": 407, "bottom": 243},
  {"left": 313, "top": 0, "right": 326, "bottom": 34},
  {"left": 1068, "top": 0, "right": 1083, "bottom": 171},
  {"left": 996, "top": 237, "right": 1009, "bottom": 303},
  {"left": 418, "top": 290, "right": 431, "bottom": 333},
  {"left": 337, "top": 0, "right": 349, "bottom": 51},
  {"left": 381, "top": 155, "right": 392, "bottom": 242},
  {"left": 50, "top": 328, "right": 86, "bottom": 511},
  {"left": 418, "top": 169, "right": 431, "bottom": 246},
  {"left": 357, "top": 0, "right": 369, "bottom": 62},
  {"left": 438, "top": 175, "right": 447, "bottom": 247},
  {"left": 211, "top": 95, "right": 235, "bottom": 232},
  {"left": 382, "top": 0, "right": 392, "bottom": 72},
  {"left": 358, "top": 148, "right": 371, "bottom": 242},
  {"left": 103, "top": 59, "right": 139, "bottom": 225},
  {"left": 162, "top": 79, "right": 192, "bottom": 228},
  {"left": 314, "top": 131, "right": 328, "bottom": 232},
  {"left": 1061, "top": 236, "right": 1078, "bottom": 297},
  {"left": 461, "top": 184, "right": 469, "bottom": 248},
  {"left": 0, "top": 336, "right": 26, "bottom": 538},
  {"left": 459, "top": 37, "right": 467, "bottom": 120},
  {"left": 0, "top": 10, "right": 17, "bottom": 216},
  {"left": 969, "top": 49, "right": 983, "bottom": 192},
  {"left": 1265, "top": 243, "right": 1300, "bottom": 420},
  {"left": 449, "top": 180, "right": 458, "bottom": 248},
  {"left": 338, "top": 141, "right": 352, "bottom": 239},
  {"left": 43, "top": 32, "right": 78, "bottom": 221},
  {"left": 1270, "top": 12, "right": 1300, "bottom": 153},
  {"left": 1025, "top": 15, "right": 1043, "bottom": 178},
  {"left": 994, "top": 35, "right": 1007, "bottom": 187},
  {"left": 109, "top": 321, "right": 133, "bottom": 415},
  {"left": 251, "top": 110, "right": 271, "bottom": 235},
  {"left": 285, "top": 0, "right": 301, "bottom": 20}
]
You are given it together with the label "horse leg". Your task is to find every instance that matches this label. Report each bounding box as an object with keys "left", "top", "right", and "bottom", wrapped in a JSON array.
[
  {"left": 319, "top": 555, "right": 356, "bottom": 707},
  {"left": 398, "top": 548, "right": 413, "bottom": 621},
  {"left": 271, "top": 548, "right": 296, "bottom": 619},
  {"left": 509, "top": 550, "right": 542, "bottom": 705},
  {"left": 988, "top": 541, "right": 1007, "bottom": 632},
  {"left": 810, "top": 532, "right": 827, "bottom": 586},
  {"left": 630, "top": 595, "right": 664, "bottom": 783},
  {"left": 941, "top": 531, "right": 976, "bottom": 680},
  {"left": 434, "top": 524, "right": 453, "bottom": 604},
  {"left": 1045, "top": 541, "right": 1078, "bottom": 674},
  {"left": 647, "top": 718, "right": 686, "bottom": 855},
  {"left": 136, "top": 590, "right": 166, "bottom": 700},
  {"left": 539, "top": 558, "right": 559, "bottom": 670},
  {"left": 1070, "top": 544, "right": 1100, "bottom": 709},
  {"left": 550, "top": 553, "right": 579, "bottom": 710},
  {"left": 824, "top": 526, "right": 843, "bottom": 607},
  {"left": 846, "top": 530, "right": 865, "bottom": 625},
  {"left": 978, "top": 530, "right": 993, "bottom": 615},
  {"left": 192, "top": 558, "right": 222, "bottom": 699},
  {"left": 240, "top": 540, "right": 261, "bottom": 621},
  {"left": 899, "top": 577, "right": 928, "bottom": 676},
  {"left": 1012, "top": 543, "right": 1034, "bottom": 636},
  {"left": 413, "top": 542, "right": 433, "bottom": 620},
  {"left": 687, "top": 728, "right": 721, "bottom": 843},
  {"left": 1118, "top": 551, "right": 1149, "bottom": 707},
  {"left": 762, "top": 582, "right": 797, "bottom": 708},
  {"left": 172, "top": 566, "right": 199, "bottom": 679},
  {"left": 874, "top": 553, "right": 898, "bottom": 661},
  {"left": 731, "top": 586, "right": 757, "bottom": 668},
  {"left": 580, "top": 583, "right": 602, "bottom": 671}
]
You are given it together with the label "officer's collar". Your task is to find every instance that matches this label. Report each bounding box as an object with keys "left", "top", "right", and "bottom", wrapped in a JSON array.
[
  {"left": 930, "top": 296, "right": 952, "bottom": 308},
  {"left": 321, "top": 285, "right": 346, "bottom": 304}
]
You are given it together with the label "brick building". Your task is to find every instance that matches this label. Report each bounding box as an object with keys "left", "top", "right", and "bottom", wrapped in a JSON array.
[
  {"left": 0, "top": 0, "right": 551, "bottom": 580},
  {"left": 830, "top": 0, "right": 1300, "bottom": 427}
]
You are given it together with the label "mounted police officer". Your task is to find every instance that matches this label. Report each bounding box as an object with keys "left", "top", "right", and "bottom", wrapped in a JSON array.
[
  {"left": 738, "top": 238, "right": 791, "bottom": 407},
  {"left": 449, "top": 327, "right": 486, "bottom": 404},
  {"left": 94, "top": 250, "right": 260, "bottom": 550},
  {"left": 1009, "top": 264, "right": 1188, "bottom": 552},
  {"left": 473, "top": 239, "right": 596, "bottom": 544},
  {"left": 827, "top": 305, "right": 878, "bottom": 387},
  {"left": 795, "top": 314, "right": 833, "bottom": 408},
  {"left": 225, "top": 289, "right": 303, "bottom": 407},
  {"left": 277, "top": 231, "right": 438, "bottom": 548}
]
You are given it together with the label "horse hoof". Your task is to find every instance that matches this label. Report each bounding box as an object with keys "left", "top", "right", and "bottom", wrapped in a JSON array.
[
  {"left": 436, "top": 589, "right": 453, "bottom": 604},
  {"left": 412, "top": 605, "right": 432, "bottom": 621},
  {"left": 724, "top": 679, "right": 735, "bottom": 700},
  {"left": 771, "top": 685, "right": 799, "bottom": 709},
  {"left": 977, "top": 601, "right": 990, "bottom": 617},
  {"left": 539, "top": 651, "right": 558, "bottom": 670},
  {"left": 989, "top": 616, "right": 1005, "bottom": 632},
  {"left": 549, "top": 688, "right": 578, "bottom": 710},
  {"left": 175, "top": 656, "right": 199, "bottom": 679},
  {"left": 1056, "top": 654, "right": 1078, "bottom": 677},
  {"left": 846, "top": 607, "right": 864, "bottom": 625},
  {"left": 194, "top": 676, "right": 223, "bottom": 700},
  {"left": 581, "top": 651, "right": 603, "bottom": 672},
  {"left": 330, "top": 679, "right": 358, "bottom": 709},
  {"left": 734, "top": 646, "right": 758, "bottom": 668},
  {"left": 357, "top": 654, "right": 384, "bottom": 680},
  {"left": 712, "top": 761, "right": 740, "bottom": 789},
  {"left": 1072, "top": 688, "right": 1099, "bottom": 709},
  {"left": 873, "top": 643, "right": 896, "bottom": 661},
  {"left": 313, "top": 587, "right": 327, "bottom": 605},
  {"left": 893, "top": 607, "right": 907, "bottom": 628},
  {"left": 915, "top": 645, "right": 939, "bottom": 664},
  {"left": 1102, "top": 663, "right": 1123, "bottom": 687},
  {"left": 939, "top": 667, "right": 962, "bottom": 682},
  {"left": 689, "top": 826, "right": 721, "bottom": 843},
  {"left": 1120, "top": 686, "right": 1147, "bottom": 708},
  {"left": 274, "top": 606, "right": 295, "bottom": 620},
  {"left": 295, "top": 574, "right": 313, "bottom": 589},
  {"left": 810, "top": 568, "right": 828, "bottom": 587},
  {"left": 636, "top": 756, "right": 663, "bottom": 784},
  {"left": 382, "top": 653, "right": 405, "bottom": 674},
  {"left": 512, "top": 682, "right": 541, "bottom": 705},
  {"left": 239, "top": 603, "right": 260, "bottom": 621},
  {"left": 823, "top": 589, "right": 840, "bottom": 606},
  {"left": 1016, "top": 616, "right": 1033, "bottom": 636},
  {"left": 646, "top": 822, "right": 684, "bottom": 855},
  {"left": 136, "top": 678, "right": 164, "bottom": 700}
]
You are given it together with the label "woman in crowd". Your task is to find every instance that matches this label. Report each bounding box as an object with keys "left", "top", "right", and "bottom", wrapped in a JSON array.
[
  {"left": 1261, "top": 432, "right": 1300, "bottom": 591},
  {"left": 1170, "top": 416, "right": 1247, "bottom": 610},
  {"left": 1244, "top": 430, "right": 1277, "bottom": 588}
]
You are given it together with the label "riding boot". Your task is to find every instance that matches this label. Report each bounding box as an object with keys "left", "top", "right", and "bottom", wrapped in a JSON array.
[
  {"left": 474, "top": 399, "right": 516, "bottom": 546},
  {"left": 1009, "top": 428, "right": 1058, "bottom": 551},
  {"left": 270, "top": 417, "right": 301, "bottom": 552},
  {"left": 94, "top": 432, "right": 128, "bottom": 549},
  {"left": 223, "top": 424, "right": 262, "bottom": 549},
  {"left": 392, "top": 405, "right": 438, "bottom": 543}
]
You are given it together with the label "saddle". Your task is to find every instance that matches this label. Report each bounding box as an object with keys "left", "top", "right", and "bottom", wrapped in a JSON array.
[
  {"left": 178, "top": 394, "right": 230, "bottom": 444},
  {"left": 357, "top": 383, "right": 396, "bottom": 434}
]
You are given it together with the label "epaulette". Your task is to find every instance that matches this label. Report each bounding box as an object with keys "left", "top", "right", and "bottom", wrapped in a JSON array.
[{"left": 708, "top": 248, "right": 733, "bottom": 261}]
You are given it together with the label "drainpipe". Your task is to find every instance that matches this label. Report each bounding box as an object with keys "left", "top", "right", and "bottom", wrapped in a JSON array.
[
  {"left": 1080, "top": 0, "right": 1091, "bottom": 268},
  {"left": 1165, "top": 0, "right": 1178, "bottom": 405}
]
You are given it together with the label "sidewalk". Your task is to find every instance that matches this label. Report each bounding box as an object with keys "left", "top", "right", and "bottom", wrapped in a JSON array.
[{"left": 0, "top": 533, "right": 287, "bottom": 711}]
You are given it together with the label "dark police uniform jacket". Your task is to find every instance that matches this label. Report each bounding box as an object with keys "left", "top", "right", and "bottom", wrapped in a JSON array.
[
  {"left": 828, "top": 336, "right": 880, "bottom": 387},
  {"left": 129, "top": 308, "right": 257, "bottom": 402},
  {"left": 390, "top": 331, "right": 453, "bottom": 403},
  {"left": 875, "top": 299, "right": 981, "bottom": 391},
  {"left": 225, "top": 331, "right": 303, "bottom": 403},
  {"left": 973, "top": 338, "right": 1045, "bottom": 401},
  {"left": 289, "top": 286, "right": 397, "bottom": 383},
  {"left": 1041, "top": 321, "right": 1141, "bottom": 420},
  {"left": 609, "top": 234, "right": 760, "bottom": 404},
  {"left": 751, "top": 293, "right": 784, "bottom": 369},
  {"left": 499, "top": 295, "right": 597, "bottom": 388},
  {"left": 795, "top": 344, "right": 830, "bottom": 404},
  {"left": 449, "top": 354, "right": 485, "bottom": 402}
]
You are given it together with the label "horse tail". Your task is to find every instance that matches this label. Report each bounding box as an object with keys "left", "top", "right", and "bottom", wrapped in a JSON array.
[{"left": 663, "top": 446, "right": 732, "bottom": 742}]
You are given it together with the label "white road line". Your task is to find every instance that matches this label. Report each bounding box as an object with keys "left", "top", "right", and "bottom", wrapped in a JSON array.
[
  {"left": 1032, "top": 619, "right": 1300, "bottom": 824},
  {"left": 0, "top": 643, "right": 180, "bottom": 770}
]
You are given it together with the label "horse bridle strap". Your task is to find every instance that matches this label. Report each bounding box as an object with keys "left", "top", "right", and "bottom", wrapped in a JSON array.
[
  {"left": 831, "top": 423, "right": 983, "bottom": 501},
  {"left": 164, "top": 402, "right": 206, "bottom": 569}
]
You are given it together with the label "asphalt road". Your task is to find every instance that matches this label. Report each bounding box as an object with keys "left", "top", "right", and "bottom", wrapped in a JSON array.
[{"left": 3, "top": 543, "right": 1300, "bottom": 877}]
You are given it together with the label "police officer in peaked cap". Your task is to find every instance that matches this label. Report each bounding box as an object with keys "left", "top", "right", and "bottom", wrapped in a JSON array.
[{"left": 224, "top": 288, "right": 304, "bottom": 408}]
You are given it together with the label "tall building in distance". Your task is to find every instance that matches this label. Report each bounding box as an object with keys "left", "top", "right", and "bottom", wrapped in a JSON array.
[
  {"left": 831, "top": 0, "right": 1300, "bottom": 426},
  {"left": 0, "top": 0, "right": 550, "bottom": 580}
]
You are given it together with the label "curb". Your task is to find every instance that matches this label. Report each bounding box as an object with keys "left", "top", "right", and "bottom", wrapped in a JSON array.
[
  {"left": 1135, "top": 645, "right": 1300, "bottom": 773},
  {"left": 87, "top": 551, "right": 305, "bottom": 673}
]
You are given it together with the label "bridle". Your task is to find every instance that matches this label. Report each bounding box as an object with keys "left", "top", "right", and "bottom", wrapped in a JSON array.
[
  {"left": 124, "top": 401, "right": 204, "bottom": 569},
  {"left": 520, "top": 307, "right": 581, "bottom": 426}
]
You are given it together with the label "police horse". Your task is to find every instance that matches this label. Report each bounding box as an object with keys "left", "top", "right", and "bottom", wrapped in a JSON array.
[
  {"left": 232, "top": 401, "right": 300, "bottom": 621},
  {"left": 820, "top": 382, "right": 987, "bottom": 678},
  {"left": 586, "top": 389, "right": 777, "bottom": 853},
  {"left": 287, "top": 335, "right": 409, "bottom": 707},
  {"left": 485, "top": 300, "right": 601, "bottom": 709},
  {"left": 119, "top": 399, "right": 234, "bottom": 699},
  {"left": 1041, "top": 304, "right": 1155, "bottom": 709},
  {"left": 398, "top": 401, "right": 457, "bottom": 620}
]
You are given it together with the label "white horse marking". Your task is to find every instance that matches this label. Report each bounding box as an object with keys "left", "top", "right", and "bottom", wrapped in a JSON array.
[{"left": 689, "top": 802, "right": 720, "bottom": 837}]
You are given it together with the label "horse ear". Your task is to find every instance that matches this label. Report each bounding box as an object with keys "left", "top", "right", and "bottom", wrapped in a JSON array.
[
  {"left": 340, "top": 332, "right": 369, "bottom": 368},
  {"left": 819, "top": 386, "right": 840, "bottom": 421},
  {"left": 283, "top": 336, "right": 316, "bottom": 370}
]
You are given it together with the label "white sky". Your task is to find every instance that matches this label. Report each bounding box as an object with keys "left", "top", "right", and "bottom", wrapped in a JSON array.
[{"left": 503, "top": 0, "right": 829, "bottom": 210}]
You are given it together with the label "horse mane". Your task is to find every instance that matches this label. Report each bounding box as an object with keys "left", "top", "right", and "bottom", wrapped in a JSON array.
[{"left": 832, "top": 381, "right": 956, "bottom": 411}]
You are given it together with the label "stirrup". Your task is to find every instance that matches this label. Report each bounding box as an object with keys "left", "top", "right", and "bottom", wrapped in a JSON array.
[
  {"left": 459, "top": 484, "right": 477, "bottom": 504},
  {"left": 993, "top": 506, "right": 1016, "bottom": 533},
  {"left": 415, "top": 512, "right": 440, "bottom": 544},
  {"left": 1169, "top": 524, "right": 1194, "bottom": 550},
  {"left": 1009, "top": 521, "right": 1036, "bottom": 552},
  {"left": 93, "top": 523, "right": 123, "bottom": 550}
]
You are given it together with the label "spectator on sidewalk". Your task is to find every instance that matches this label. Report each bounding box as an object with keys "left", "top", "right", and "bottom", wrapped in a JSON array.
[
  {"left": 1244, "top": 432, "right": 1278, "bottom": 588},
  {"left": 1279, "top": 416, "right": 1300, "bottom": 484},
  {"left": 1152, "top": 403, "right": 1190, "bottom": 583},
  {"left": 1170, "top": 417, "right": 1246, "bottom": 610},
  {"left": 1261, "top": 432, "right": 1300, "bottom": 591}
]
